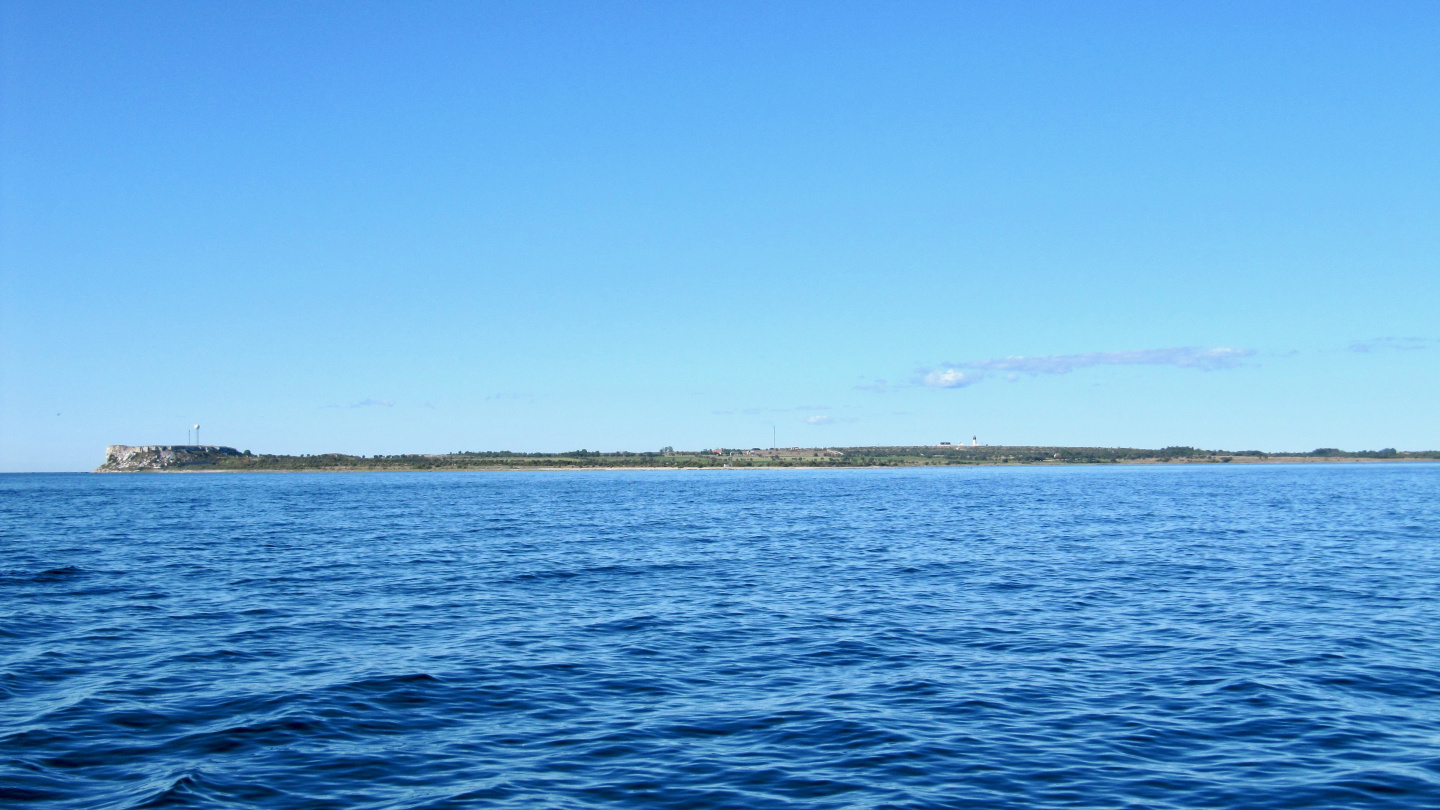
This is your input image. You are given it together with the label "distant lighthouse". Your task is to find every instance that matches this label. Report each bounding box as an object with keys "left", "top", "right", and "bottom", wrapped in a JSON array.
[{"left": 972, "top": 435, "right": 978, "bottom": 447}]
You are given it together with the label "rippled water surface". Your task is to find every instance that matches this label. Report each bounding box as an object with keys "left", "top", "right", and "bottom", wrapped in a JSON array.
[{"left": 4, "top": 465, "right": 1440, "bottom": 808}]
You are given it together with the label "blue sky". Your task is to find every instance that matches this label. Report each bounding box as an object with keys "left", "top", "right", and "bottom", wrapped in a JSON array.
[{"left": 2, "top": 1, "right": 1438, "bottom": 471}]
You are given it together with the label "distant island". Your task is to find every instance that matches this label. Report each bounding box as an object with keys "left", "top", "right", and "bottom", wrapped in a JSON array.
[{"left": 95, "top": 444, "right": 1439, "bottom": 472}]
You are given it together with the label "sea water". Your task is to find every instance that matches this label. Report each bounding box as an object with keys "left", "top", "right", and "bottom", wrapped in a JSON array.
[{"left": 3, "top": 464, "right": 1439, "bottom": 808}]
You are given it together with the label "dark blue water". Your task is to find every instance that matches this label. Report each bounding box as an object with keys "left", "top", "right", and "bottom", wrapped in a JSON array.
[{"left": 3, "top": 465, "right": 1439, "bottom": 808}]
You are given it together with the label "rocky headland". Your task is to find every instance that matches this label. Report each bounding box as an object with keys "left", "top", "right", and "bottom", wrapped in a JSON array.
[{"left": 96, "top": 445, "right": 245, "bottom": 472}]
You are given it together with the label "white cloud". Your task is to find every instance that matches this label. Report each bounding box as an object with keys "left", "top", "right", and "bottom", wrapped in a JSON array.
[
  {"left": 923, "top": 368, "right": 982, "bottom": 388},
  {"left": 352, "top": 398, "right": 395, "bottom": 408},
  {"left": 804, "top": 415, "right": 835, "bottom": 425}
]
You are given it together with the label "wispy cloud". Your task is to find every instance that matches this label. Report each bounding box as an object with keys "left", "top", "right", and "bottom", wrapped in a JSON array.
[
  {"left": 801, "top": 414, "right": 860, "bottom": 426},
  {"left": 960, "top": 347, "right": 1253, "bottom": 374},
  {"left": 920, "top": 346, "right": 1254, "bottom": 389},
  {"left": 922, "top": 369, "right": 982, "bottom": 388},
  {"left": 1348, "top": 337, "right": 1434, "bottom": 353},
  {"left": 854, "top": 378, "right": 893, "bottom": 393},
  {"left": 351, "top": 398, "right": 395, "bottom": 408}
]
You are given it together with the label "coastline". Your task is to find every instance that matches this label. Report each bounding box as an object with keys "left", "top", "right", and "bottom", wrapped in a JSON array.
[
  {"left": 91, "top": 443, "right": 1439, "bottom": 473},
  {"left": 94, "top": 456, "right": 1439, "bottom": 473}
]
